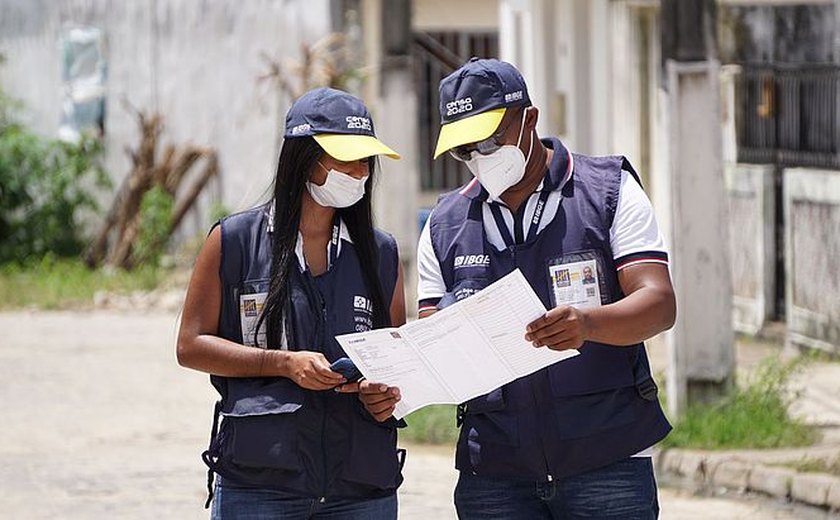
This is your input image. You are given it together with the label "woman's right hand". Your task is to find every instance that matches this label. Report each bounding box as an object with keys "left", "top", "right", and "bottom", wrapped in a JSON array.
[
  {"left": 358, "top": 382, "right": 401, "bottom": 421},
  {"left": 283, "top": 351, "right": 345, "bottom": 390}
]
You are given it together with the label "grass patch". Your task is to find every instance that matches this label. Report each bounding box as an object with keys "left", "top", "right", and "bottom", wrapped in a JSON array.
[
  {"left": 662, "top": 356, "right": 819, "bottom": 450},
  {"left": 0, "top": 256, "right": 163, "bottom": 310},
  {"left": 400, "top": 405, "right": 460, "bottom": 445}
]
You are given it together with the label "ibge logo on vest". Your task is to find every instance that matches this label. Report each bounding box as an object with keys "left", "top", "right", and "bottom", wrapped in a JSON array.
[
  {"left": 454, "top": 253, "right": 490, "bottom": 270},
  {"left": 353, "top": 295, "right": 373, "bottom": 332}
]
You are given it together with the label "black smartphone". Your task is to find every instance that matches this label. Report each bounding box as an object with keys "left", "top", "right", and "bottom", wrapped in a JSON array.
[{"left": 330, "top": 357, "right": 363, "bottom": 383}]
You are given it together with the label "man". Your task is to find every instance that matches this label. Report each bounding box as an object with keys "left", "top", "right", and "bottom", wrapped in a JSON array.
[
  {"left": 582, "top": 265, "right": 596, "bottom": 285},
  {"left": 362, "top": 58, "right": 675, "bottom": 519}
]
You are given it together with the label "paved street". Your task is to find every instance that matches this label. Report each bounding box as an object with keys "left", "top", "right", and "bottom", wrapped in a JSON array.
[{"left": 0, "top": 310, "right": 835, "bottom": 519}]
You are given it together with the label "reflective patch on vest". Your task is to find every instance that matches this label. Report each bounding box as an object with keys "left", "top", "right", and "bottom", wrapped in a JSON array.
[
  {"left": 545, "top": 250, "right": 609, "bottom": 309},
  {"left": 353, "top": 295, "right": 373, "bottom": 332}
]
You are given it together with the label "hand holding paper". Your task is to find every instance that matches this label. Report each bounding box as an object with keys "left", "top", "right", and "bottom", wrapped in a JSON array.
[{"left": 335, "top": 269, "right": 580, "bottom": 419}]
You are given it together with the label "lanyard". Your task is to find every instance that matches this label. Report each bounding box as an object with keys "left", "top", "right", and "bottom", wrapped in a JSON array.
[
  {"left": 488, "top": 186, "right": 555, "bottom": 248},
  {"left": 328, "top": 215, "right": 341, "bottom": 268}
]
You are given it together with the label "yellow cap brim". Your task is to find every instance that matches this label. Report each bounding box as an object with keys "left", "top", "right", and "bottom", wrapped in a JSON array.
[
  {"left": 433, "top": 108, "right": 506, "bottom": 159},
  {"left": 314, "top": 134, "right": 401, "bottom": 161}
]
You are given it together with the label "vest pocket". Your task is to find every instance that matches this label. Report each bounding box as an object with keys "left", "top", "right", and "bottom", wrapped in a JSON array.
[
  {"left": 220, "top": 378, "right": 305, "bottom": 472},
  {"left": 549, "top": 385, "right": 637, "bottom": 440},
  {"left": 462, "top": 388, "right": 519, "bottom": 447},
  {"left": 340, "top": 409, "right": 401, "bottom": 490},
  {"left": 462, "top": 387, "right": 505, "bottom": 414},
  {"left": 546, "top": 343, "right": 637, "bottom": 396}
]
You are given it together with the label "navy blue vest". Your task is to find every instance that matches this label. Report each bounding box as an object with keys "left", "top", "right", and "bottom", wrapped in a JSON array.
[
  {"left": 203, "top": 203, "right": 403, "bottom": 498},
  {"left": 428, "top": 139, "right": 671, "bottom": 480}
]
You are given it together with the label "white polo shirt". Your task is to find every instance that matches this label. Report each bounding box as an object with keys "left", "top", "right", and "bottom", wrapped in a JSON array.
[{"left": 418, "top": 162, "right": 669, "bottom": 306}]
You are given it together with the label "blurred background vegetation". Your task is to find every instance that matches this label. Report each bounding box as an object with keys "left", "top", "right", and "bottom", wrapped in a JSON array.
[
  {"left": 662, "top": 355, "right": 818, "bottom": 450},
  {"left": 0, "top": 53, "right": 218, "bottom": 309},
  {"left": 0, "top": 54, "right": 109, "bottom": 266}
]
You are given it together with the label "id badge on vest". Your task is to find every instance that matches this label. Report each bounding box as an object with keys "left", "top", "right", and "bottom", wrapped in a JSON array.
[
  {"left": 546, "top": 250, "right": 609, "bottom": 310},
  {"left": 238, "top": 278, "right": 269, "bottom": 348}
]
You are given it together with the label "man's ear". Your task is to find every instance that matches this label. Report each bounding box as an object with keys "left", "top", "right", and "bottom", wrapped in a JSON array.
[{"left": 525, "top": 106, "right": 539, "bottom": 131}]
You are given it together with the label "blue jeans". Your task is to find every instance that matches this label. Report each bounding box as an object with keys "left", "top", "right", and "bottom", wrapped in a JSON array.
[
  {"left": 211, "top": 478, "right": 397, "bottom": 520},
  {"left": 454, "top": 457, "right": 659, "bottom": 520}
]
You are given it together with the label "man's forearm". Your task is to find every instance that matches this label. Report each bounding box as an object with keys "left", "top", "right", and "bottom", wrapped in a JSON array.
[{"left": 582, "top": 286, "right": 676, "bottom": 346}]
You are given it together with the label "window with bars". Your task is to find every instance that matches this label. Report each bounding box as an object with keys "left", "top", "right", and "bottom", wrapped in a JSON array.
[
  {"left": 412, "top": 31, "right": 499, "bottom": 193},
  {"left": 736, "top": 64, "right": 840, "bottom": 169}
]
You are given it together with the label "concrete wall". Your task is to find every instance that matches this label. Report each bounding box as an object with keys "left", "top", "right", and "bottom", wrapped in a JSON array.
[
  {"left": 413, "top": 0, "right": 498, "bottom": 31},
  {"left": 0, "top": 0, "right": 331, "bottom": 238},
  {"left": 499, "top": 1, "right": 665, "bottom": 196},
  {"left": 784, "top": 168, "right": 840, "bottom": 354},
  {"left": 724, "top": 163, "right": 776, "bottom": 334}
]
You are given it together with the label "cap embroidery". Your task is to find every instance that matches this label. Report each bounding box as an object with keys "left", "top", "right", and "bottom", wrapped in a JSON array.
[
  {"left": 290, "top": 123, "right": 311, "bottom": 135},
  {"left": 445, "top": 97, "right": 473, "bottom": 116},
  {"left": 345, "top": 116, "right": 371, "bottom": 131}
]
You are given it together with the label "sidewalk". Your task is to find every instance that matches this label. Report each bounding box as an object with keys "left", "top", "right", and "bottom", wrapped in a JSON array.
[
  {"left": 1, "top": 310, "right": 837, "bottom": 518},
  {"left": 648, "top": 331, "right": 840, "bottom": 513}
]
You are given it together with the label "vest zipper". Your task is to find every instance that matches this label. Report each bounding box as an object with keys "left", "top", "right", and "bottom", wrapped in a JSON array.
[
  {"left": 315, "top": 282, "right": 329, "bottom": 500},
  {"left": 320, "top": 394, "right": 328, "bottom": 500},
  {"left": 528, "top": 369, "right": 554, "bottom": 485},
  {"left": 304, "top": 271, "right": 330, "bottom": 500}
]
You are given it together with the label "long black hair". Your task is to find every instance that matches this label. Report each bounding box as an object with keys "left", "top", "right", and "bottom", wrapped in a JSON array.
[{"left": 256, "top": 136, "right": 391, "bottom": 349}]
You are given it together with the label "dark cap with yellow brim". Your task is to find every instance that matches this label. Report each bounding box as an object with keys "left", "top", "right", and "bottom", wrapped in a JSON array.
[
  {"left": 434, "top": 58, "right": 530, "bottom": 159},
  {"left": 285, "top": 87, "right": 401, "bottom": 161}
]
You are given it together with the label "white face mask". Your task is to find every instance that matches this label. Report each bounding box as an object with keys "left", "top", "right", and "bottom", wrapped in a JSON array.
[
  {"left": 465, "top": 109, "right": 533, "bottom": 201},
  {"left": 306, "top": 162, "right": 368, "bottom": 208}
]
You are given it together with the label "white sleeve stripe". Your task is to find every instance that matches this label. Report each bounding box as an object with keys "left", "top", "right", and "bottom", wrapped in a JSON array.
[{"left": 616, "top": 258, "right": 669, "bottom": 270}]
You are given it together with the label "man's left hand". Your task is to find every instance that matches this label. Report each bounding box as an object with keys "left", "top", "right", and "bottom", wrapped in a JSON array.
[{"left": 525, "top": 306, "right": 588, "bottom": 351}]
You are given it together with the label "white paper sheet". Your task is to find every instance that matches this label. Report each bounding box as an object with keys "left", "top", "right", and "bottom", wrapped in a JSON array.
[{"left": 335, "top": 269, "right": 580, "bottom": 418}]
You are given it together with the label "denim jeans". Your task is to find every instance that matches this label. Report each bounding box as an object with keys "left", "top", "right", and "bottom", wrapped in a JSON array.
[
  {"left": 211, "top": 478, "right": 397, "bottom": 520},
  {"left": 454, "top": 457, "right": 659, "bottom": 520}
]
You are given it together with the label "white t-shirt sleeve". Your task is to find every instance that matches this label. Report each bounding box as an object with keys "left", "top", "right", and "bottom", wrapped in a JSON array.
[
  {"left": 416, "top": 217, "right": 447, "bottom": 307},
  {"left": 610, "top": 170, "right": 669, "bottom": 270}
]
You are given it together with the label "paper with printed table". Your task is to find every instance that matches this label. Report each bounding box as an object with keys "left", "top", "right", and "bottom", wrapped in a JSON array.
[{"left": 335, "top": 269, "right": 579, "bottom": 419}]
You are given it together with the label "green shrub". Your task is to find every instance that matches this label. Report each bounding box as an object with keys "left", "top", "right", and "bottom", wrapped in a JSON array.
[
  {"left": 663, "top": 356, "right": 818, "bottom": 449},
  {"left": 0, "top": 116, "right": 108, "bottom": 264},
  {"left": 400, "top": 405, "right": 460, "bottom": 445},
  {"left": 134, "top": 185, "right": 175, "bottom": 265}
]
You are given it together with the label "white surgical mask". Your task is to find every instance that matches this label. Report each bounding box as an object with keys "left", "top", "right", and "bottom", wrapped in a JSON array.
[
  {"left": 465, "top": 109, "right": 533, "bottom": 201},
  {"left": 306, "top": 162, "right": 368, "bottom": 208}
]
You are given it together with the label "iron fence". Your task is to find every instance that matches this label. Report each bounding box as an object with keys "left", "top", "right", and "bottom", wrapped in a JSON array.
[
  {"left": 736, "top": 64, "right": 840, "bottom": 169},
  {"left": 412, "top": 31, "right": 499, "bottom": 192}
]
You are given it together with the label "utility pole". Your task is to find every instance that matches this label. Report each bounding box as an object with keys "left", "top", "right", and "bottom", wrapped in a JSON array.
[{"left": 659, "top": 0, "right": 735, "bottom": 416}]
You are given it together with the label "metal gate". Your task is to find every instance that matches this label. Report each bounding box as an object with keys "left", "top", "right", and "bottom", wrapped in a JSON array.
[{"left": 412, "top": 31, "right": 499, "bottom": 192}]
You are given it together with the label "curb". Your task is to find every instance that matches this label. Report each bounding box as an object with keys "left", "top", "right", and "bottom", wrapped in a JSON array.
[{"left": 656, "top": 448, "right": 840, "bottom": 512}]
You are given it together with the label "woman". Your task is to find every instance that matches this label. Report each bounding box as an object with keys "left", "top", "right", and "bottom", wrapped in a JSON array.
[{"left": 177, "top": 87, "right": 406, "bottom": 519}]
